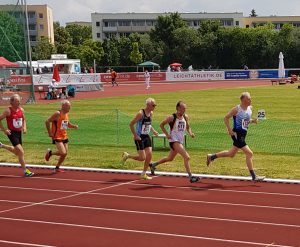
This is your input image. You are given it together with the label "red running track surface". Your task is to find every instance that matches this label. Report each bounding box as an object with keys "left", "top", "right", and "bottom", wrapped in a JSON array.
[{"left": 0, "top": 166, "right": 299, "bottom": 247}]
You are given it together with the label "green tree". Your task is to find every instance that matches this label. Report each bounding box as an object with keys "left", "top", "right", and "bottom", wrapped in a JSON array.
[
  {"left": 77, "top": 39, "right": 104, "bottom": 68},
  {"left": 0, "top": 11, "right": 26, "bottom": 61},
  {"left": 32, "top": 37, "right": 56, "bottom": 60},
  {"left": 65, "top": 24, "right": 92, "bottom": 46},
  {"left": 54, "top": 22, "right": 72, "bottom": 54},
  {"left": 130, "top": 42, "right": 143, "bottom": 66},
  {"left": 101, "top": 37, "right": 120, "bottom": 66},
  {"left": 250, "top": 9, "right": 258, "bottom": 17}
]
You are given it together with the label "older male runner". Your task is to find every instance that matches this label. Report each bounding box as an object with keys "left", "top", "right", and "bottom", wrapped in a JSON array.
[
  {"left": 0, "top": 94, "right": 34, "bottom": 176},
  {"left": 45, "top": 100, "right": 78, "bottom": 172},
  {"left": 206, "top": 92, "right": 265, "bottom": 181},
  {"left": 149, "top": 101, "right": 200, "bottom": 183},
  {"left": 122, "top": 98, "right": 159, "bottom": 180}
]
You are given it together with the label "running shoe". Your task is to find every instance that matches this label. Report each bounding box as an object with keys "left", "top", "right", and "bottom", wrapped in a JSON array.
[
  {"left": 206, "top": 154, "right": 213, "bottom": 167},
  {"left": 45, "top": 148, "right": 52, "bottom": 161},
  {"left": 190, "top": 176, "right": 200, "bottom": 183},
  {"left": 24, "top": 169, "right": 34, "bottom": 177},
  {"left": 140, "top": 174, "right": 152, "bottom": 180},
  {"left": 121, "top": 152, "right": 129, "bottom": 165},
  {"left": 0, "top": 142, "right": 3, "bottom": 148},
  {"left": 253, "top": 176, "right": 265, "bottom": 182},
  {"left": 149, "top": 163, "right": 156, "bottom": 175},
  {"left": 55, "top": 168, "right": 66, "bottom": 173}
]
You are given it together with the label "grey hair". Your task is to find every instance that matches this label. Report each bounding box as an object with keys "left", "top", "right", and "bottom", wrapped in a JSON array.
[
  {"left": 10, "top": 94, "right": 21, "bottom": 103},
  {"left": 61, "top": 99, "right": 71, "bottom": 106},
  {"left": 240, "top": 92, "right": 251, "bottom": 100},
  {"left": 146, "top": 98, "right": 155, "bottom": 105}
]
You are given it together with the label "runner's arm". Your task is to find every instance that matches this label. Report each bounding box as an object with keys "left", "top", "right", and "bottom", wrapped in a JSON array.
[
  {"left": 0, "top": 109, "right": 10, "bottom": 134},
  {"left": 224, "top": 106, "right": 238, "bottom": 136},
  {"left": 45, "top": 111, "right": 60, "bottom": 137},
  {"left": 20, "top": 108, "right": 27, "bottom": 133},
  {"left": 185, "top": 114, "right": 195, "bottom": 138},
  {"left": 129, "top": 111, "right": 143, "bottom": 140},
  {"left": 160, "top": 116, "right": 173, "bottom": 139}
]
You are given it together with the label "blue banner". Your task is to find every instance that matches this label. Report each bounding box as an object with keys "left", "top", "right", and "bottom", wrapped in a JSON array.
[
  {"left": 258, "top": 70, "right": 288, "bottom": 78},
  {"left": 225, "top": 71, "right": 250, "bottom": 79}
]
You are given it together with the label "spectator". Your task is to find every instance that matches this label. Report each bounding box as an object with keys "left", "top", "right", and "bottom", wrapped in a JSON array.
[{"left": 110, "top": 69, "right": 118, "bottom": 87}]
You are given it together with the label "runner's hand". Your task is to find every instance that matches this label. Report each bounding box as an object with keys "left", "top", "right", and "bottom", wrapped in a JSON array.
[
  {"left": 4, "top": 129, "right": 11, "bottom": 135},
  {"left": 228, "top": 129, "right": 235, "bottom": 136},
  {"left": 134, "top": 134, "right": 141, "bottom": 141}
]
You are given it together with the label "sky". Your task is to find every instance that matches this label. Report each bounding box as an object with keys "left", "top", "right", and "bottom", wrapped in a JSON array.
[{"left": 7, "top": 0, "right": 300, "bottom": 24}]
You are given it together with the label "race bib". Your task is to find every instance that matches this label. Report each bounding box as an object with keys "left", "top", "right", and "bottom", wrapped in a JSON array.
[
  {"left": 177, "top": 121, "right": 186, "bottom": 132},
  {"left": 13, "top": 118, "right": 23, "bottom": 129},
  {"left": 141, "top": 124, "right": 151, "bottom": 135},
  {"left": 242, "top": 119, "right": 250, "bottom": 130},
  {"left": 257, "top": 109, "right": 266, "bottom": 120},
  {"left": 60, "top": 120, "right": 69, "bottom": 130}
]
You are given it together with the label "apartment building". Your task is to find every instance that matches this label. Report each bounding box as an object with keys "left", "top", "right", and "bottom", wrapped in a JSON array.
[
  {"left": 0, "top": 4, "right": 54, "bottom": 46},
  {"left": 91, "top": 12, "right": 243, "bottom": 40},
  {"left": 244, "top": 16, "right": 300, "bottom": 29}
]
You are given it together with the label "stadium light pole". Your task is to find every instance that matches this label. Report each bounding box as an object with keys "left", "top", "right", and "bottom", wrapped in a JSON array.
[{"left": 23, "top": 0, "right": 36, "bottom": 103}]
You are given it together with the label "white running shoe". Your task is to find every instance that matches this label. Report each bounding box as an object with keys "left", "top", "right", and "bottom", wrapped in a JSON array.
[{"left": 122, "top": 152, "right": 129, "bottom": 165}]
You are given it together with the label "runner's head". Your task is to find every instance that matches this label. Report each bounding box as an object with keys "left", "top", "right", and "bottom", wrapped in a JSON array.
[
  {"left": 61, "top": 99, "right": 71, "bottom": 113},
  {"left": 176, "top": 101, "right": 186, "bottom": 116},
  {"left": 10, "top": 94, "right": 21, "bottom": 108},
  {"left": 145, "top": 98, "right": 156, "bottom": 111},
  {"left": 240, "top": 92, "right": 252, "bottom": 106}
]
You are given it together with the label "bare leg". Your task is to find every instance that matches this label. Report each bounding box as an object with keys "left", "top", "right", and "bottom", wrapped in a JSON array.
[
  {"left": 52, "top": 142, "right": 68, "bottom": 168},
  {"left": 173, "top": 142, "right": 192, "bottom": 175},
  {"left": 1, "top": 144, "right": 26, "bottom": 171},
  {"left": 153, "top": 149, "right": 177, "bottom": 167},
  {"left": 143, "top": 147, "right": 152, "bottom": 173},
  {"left": 128, "top": 150, "right": 146, "bottom": 162},
  {"left": 216, "top": 146, "right": 239, "bottom": 158},
  {"left": 241, "top": 145, "right": 254, "bottom": 170}
]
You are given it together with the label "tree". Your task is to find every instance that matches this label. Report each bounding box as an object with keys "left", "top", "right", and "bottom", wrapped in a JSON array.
[
  {"left": 0, "top": 11, "right": 26, "bottom": 61},
  {"left": 32, "top": 37, "right": 56, "bottom": 60},
  {"left": 130, "top": 42, "right": 143, "bottom": 66},
  {"left": 249, "top": 9, "right": 258, "bottom": 17},
  {"left": 77, "top": 39, "right": 104, "bottom": 68},
  {"left": 101, "top": 37, "right": 120, "bottom": 66},
  {"left": 65, "top": 24, "right": 92, "bottom": 46},
  {"left": 54, "top": 22, "right": 72, "bottom": 54}
]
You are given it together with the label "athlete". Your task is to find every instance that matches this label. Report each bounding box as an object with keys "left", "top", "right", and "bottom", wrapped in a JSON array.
[
  {"left": 0, "top": 94, "right": 34, "bottom": 177},
  {"left": 144, "top": 69, "right": 150, "bottom": 89},
  {"left": 149, "top": 101, "right": 200, "bottom": 183},
  {"left": 122, "top": 98, "right": 159, "bottom": 180},
  {"left": 45, "top": 100, "right": 78, "bottom": 172},
  {"left": 206, "top": 92, "right": 265, "bottom": 182}
]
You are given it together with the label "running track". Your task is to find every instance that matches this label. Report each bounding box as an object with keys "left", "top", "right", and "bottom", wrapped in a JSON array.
[{"left": 0, "top": 166, "right": 299, "bottom": 247}]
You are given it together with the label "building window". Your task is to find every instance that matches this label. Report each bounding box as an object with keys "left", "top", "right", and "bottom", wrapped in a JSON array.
[
  {"left": 104, "top": 21, "right": 117, "bottom": 27},
  {"left": 235, "top": 21, "right": 239, "bottom": 26},
  {"left": 118, "top": 20, "right": 131, "bottom": 26},
  {"left": 132, "top": 20, "right": 145, "bottom": 26},
  {"left": 119, "top": 32, "right": 130, "bottom": 37},
  {"left": 39, "top": 13, "right": 43, "bottom": 18},
  {"left": 29, "top": 24, "right": 36, "bottom": 30},
  {"left": 39, "top": 24, "right": 44, "bottom": 30},
  {"left": 146, "top": 20, "right": 155, "bottom": 26},
  {"left": 96, "top": 21, "right": 100, "bottom": 27},
  {"left": 221, "top": 19, "right": 233, "bottom": 26},
  {"left": 97, "top": 33, "right": 101, "bottom": 38},
  {"left": 30, "top": 35, "right": 36, "bottom": 41},
  {"left": 28, "top": 11, "right": 36, "bottom": 19},
  {"left": 104, "top": 32, "right": 116, "bottom": 39},
  {"left": 246, "top": 25, "right": 250, "bottom": 28}
]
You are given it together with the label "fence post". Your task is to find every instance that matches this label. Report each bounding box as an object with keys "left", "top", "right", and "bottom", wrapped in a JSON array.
[{"left": 116, "top": 109, "right": 119, "bottom": 145}]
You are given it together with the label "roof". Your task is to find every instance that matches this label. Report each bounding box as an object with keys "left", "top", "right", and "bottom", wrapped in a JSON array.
[
  {"left": 138, "top": 61, "right": 160, "bottom": 67},
  {"left": 0, "top": 57, "right": 19, "bottom": 68}
]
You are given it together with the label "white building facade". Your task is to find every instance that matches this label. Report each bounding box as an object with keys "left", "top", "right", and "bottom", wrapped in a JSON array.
[{"left": 91, "top": 12, "right": 243, "bottom": 41}]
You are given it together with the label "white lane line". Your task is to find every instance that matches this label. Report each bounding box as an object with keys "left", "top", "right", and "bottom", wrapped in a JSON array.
[
  {"left": 0, "top": 186, "right": 299, "bottom": 212},
  {"left": 0, "top": 217, "right": 294, "bottom": 247},
  {"left": 1, "top": 174, "right": 299, "bottom": 197},
  {"left": 0, "top": 240, "right": 56, "bottom": 247},
  {"left": 0, "top": 178, "right": 144, "bottom": 214},
  {"left": 0, "top": 199, "right": 299, "bottom": 229}
]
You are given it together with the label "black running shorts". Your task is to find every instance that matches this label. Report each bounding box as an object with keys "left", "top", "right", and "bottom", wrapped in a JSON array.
[
  {"left": 134, "top": 135, "right": 152, "bottom": 151},
  {"left": 231, "top": 131, "right": 247, "bottom": 148},
  {"left": 7, "top": 130, "right": 22, "bottom": 146}
]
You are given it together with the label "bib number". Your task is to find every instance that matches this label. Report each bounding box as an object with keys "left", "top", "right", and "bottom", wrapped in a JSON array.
[
  {"left": 13, "top": 118, "right": 22, "bottom": 129},
  {"left": 242, "top": 119, "right": 250, "bottom": 130},
  {"left": 60, "top": 120, "right": 69, "bottom": 130},
  {"left": 257, "top": 109, "right": 266, "bottom": 120},
  {"left": 177, "top": 121, "right": 185, "bottom": 132},
  {"left": 141, "top": 124, "right": 151, "bottom": 135}
]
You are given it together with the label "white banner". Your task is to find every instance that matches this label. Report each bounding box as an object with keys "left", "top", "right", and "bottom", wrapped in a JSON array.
[
  {"left": 166, "top": 71, "right": 225, "bottom": 81},
  {"left": 33, "top": 74, "right": 101, "bottom": 85}
]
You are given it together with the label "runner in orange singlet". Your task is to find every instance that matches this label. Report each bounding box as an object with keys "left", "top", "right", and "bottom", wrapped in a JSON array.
[{"left": 45, "top": 100, "right": 78, "bottom": 172}]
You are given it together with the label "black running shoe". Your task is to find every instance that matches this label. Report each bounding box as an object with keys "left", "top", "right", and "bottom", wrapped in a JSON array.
[
  {"left": 253, "top": 176, "right": 265, "bottom": 182},
  {"left": 149, "top": 163, "right": 156, "bottom": 175},
  {"left": 190, "top": 176, "right": 200, "bottom": 183}
]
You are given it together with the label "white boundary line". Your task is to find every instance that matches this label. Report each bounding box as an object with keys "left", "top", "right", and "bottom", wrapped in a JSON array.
[
  {"left": 0, "top": 217, "right": 294, "bottom": 247},
  {"left": 0, "top": 240, "right": 56, "bottom": 247},
  {"left": 1, "top": 162, "right": 299, "bottom": 184}
]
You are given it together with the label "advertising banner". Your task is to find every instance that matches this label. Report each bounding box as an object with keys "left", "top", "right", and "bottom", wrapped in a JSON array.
[
  {"left": 225, "top": 71, "right": 250, "bottom": 80},
  {"left": 33, "top": 74, "right": 101, "bottom": 85},
  {"left": 100, "top": 72, "right": 166, "bottom": 83},
  {"left": 166, "top": 71, "right": 225, "bottom": 81}
]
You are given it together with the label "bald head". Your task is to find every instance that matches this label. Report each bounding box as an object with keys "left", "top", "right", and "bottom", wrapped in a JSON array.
[{"left": 61, "top": 100, "right": 71, "bottom": 113}]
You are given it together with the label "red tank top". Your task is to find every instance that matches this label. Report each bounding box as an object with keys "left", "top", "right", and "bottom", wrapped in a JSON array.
[{"left": 6, "top": 107, "right": 24, "bottom": 131}]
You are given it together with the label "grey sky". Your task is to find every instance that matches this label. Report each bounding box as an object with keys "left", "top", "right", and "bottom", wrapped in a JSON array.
[{"left": 25, "top": 0, "right": 300, "bottom": 24}]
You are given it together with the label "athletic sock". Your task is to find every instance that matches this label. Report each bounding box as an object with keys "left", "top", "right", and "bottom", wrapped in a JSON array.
[
  {"left": 55, "top": 166, "right": 60, "bottom": 169},
  {"left": 188, "top": 172, "right": 192, "bottom": 178},
  {"left": 249, "top": 170, "right": 256, "bottom": 180},
  {"left": 211, "top": 154, "right": 217, "bottom": 161}
]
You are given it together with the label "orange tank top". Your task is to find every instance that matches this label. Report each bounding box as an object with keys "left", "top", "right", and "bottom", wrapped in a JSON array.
[{"left": 51, "top": 111, "right": 69, "bottom": 140}]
